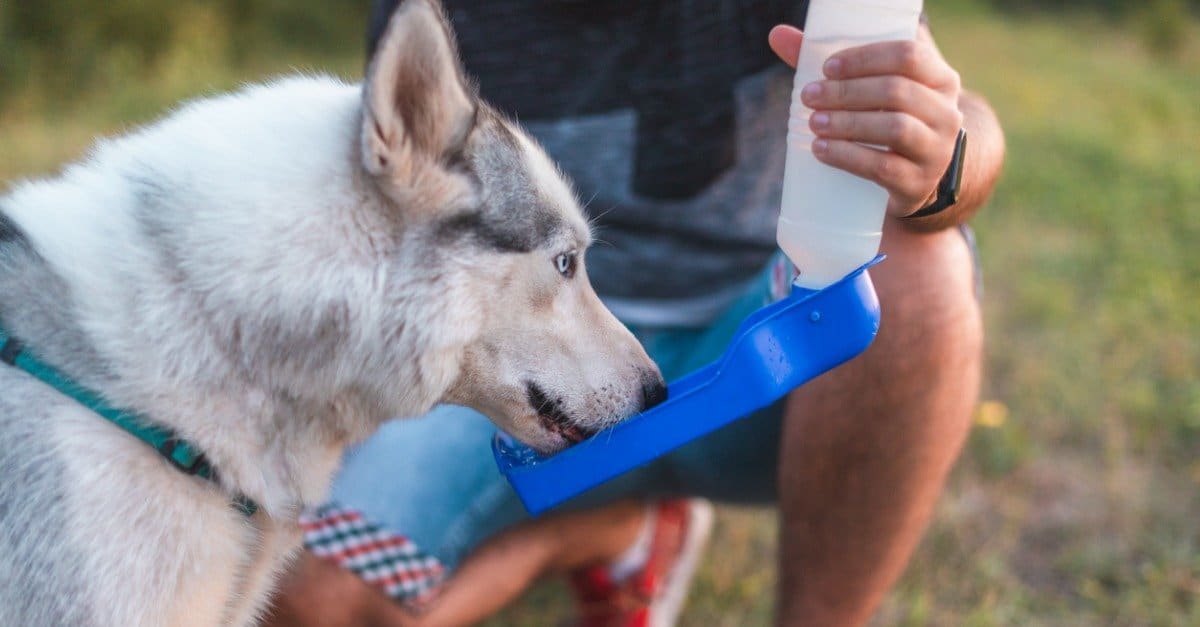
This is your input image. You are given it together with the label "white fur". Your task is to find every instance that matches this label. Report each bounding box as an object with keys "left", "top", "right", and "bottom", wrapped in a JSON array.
[{"left": 5, "top": 78, "right": 450, "bottom": 511}]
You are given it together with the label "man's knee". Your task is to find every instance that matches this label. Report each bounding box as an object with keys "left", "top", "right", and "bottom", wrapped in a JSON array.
[
  {"left": 785, "top": 226, "right": 983, "bottom": 429},
  {"left": 873, "top": 227, "right": 984, "bottom": 367},
  {"left": 851, "top": 225, "right": 985, "bottom": 430}
]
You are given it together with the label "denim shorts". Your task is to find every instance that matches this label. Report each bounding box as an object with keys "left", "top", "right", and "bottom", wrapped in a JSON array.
[{"left": 314, "top": 227, "right": 981, "bottom": 577}]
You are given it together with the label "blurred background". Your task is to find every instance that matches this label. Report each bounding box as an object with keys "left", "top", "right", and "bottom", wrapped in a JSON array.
[{"left": 1, "top": 0, "right": 1196, "bottom": 624}]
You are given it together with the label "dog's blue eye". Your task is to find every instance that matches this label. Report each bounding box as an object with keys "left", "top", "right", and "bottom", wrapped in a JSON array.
[{"left": 555, "top": 252, "right": 577, "bottom": 279}]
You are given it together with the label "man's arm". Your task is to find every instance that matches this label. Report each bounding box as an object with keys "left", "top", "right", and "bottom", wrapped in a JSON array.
[
  {"left": 765, "top": 22, "right": 1000, "bottom": 626},
  {"left": 768, "top": 23, "right": 1006, "bottom": 232}
]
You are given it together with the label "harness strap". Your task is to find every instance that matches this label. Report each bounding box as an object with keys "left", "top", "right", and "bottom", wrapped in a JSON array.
[{"left": 0, "top": 325, "right": 258, "bottom": 517}]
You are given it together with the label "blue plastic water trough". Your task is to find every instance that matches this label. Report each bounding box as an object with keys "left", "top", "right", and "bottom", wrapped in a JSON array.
[{"left": 493, "top": 256, "right": 884, "bottom": 515}]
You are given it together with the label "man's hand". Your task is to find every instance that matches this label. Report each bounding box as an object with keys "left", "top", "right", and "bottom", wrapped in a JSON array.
[{"left": 768, "top": 24, "right": 964, "bottom": 219}]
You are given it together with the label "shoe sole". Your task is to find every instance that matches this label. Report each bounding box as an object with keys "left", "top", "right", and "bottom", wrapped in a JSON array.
[{"left": 648, "top": 499, "right": 715, "bottom": 627}]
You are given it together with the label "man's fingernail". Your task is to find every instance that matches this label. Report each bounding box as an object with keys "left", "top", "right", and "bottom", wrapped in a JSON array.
[
  {"left": 811, "top": 112, "right": 830, "bottom": 129},
  {"left": 802, "top": 82, "right": 822, "bottom": 102},
  {"left": 824, "top": 57, "right": 843, "bottom": 76},
  {"left": 813, "top": 139, "right": 829, "bottom": 154}
]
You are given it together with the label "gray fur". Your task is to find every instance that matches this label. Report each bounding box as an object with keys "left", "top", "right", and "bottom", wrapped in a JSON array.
[
  {"left": 0, "top": 210, "right": 27, "bottom": 248},
  {"left": 440, "top": 111, "right": 571, "bottom": 253},
  {"left": 0, "top": 236, "right": 115, "bottom": 391},
  {"left": 0, "top": 371, "right": 92, "bottom": 627}
]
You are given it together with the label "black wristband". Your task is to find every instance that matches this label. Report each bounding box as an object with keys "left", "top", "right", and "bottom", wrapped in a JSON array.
[{"left": 906, "top": 128, "right": 967, "bottom": 220}]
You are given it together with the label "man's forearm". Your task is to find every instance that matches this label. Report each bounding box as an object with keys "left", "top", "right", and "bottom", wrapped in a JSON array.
[{"left": 901, "top": 89, "right": 1006, "bottom": 232}]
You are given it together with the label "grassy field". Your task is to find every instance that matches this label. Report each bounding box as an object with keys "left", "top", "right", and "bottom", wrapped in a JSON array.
[{"left": 2, "top": 2, "right": 1197, "bottom": 625}]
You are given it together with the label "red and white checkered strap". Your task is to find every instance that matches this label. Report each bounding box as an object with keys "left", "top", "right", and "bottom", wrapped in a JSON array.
[{"left": 300, "top": 503, "right": 446, "bottom": 607}]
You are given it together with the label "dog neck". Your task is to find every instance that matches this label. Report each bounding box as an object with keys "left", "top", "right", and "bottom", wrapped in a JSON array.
[
  {"left": 0, "top": 200, "right": 452, "bottom": 520},
  {"left": 0, "top": 79, "right": 481, "bottom": 518}
]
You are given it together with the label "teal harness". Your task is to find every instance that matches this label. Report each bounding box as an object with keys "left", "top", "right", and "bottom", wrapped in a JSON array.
[{"left": 0, "top": 324, "right": 258, "bottom": 517}]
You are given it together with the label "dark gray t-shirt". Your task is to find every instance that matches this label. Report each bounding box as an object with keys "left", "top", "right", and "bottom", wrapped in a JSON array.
[{"left": 445, "top": 1, "right": 809, "bottom": 325}]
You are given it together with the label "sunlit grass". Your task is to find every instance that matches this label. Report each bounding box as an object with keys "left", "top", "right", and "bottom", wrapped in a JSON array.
[{"left": 878, "top": 6, "right": 1200, "bottom": 625}]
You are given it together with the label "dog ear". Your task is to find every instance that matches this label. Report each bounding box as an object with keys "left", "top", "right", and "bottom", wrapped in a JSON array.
[{"left": 361, "top": 0, "right": 476, "bottom": 178}]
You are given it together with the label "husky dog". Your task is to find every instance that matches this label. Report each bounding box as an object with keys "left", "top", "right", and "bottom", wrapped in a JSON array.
[{"left": 0, "top": 1, "right": 665, "bottom": 624}]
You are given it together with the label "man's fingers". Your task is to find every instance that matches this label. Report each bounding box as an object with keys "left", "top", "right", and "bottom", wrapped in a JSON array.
[
  {"left": 803, "top": 75, "right": 919, "bottom": 111},
  {"left": 772, "top": 22, "right": 965, "bottom": 216},
  {"left": 809, "top": 111, "right": 940, "bottom": 162},
  {"left": 825, "top": 40, "right": 960, "bottom": 93},
  {"left": 768, "top": 25, "right": 804, "bottom": 69},
  {"left": 811, "top": 139, "right": 930, "bottom": 204},
  {"left": 802, "top": 76, "right": 961, "bottom": 131}
]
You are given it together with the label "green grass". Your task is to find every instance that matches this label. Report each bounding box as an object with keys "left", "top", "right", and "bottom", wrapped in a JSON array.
[
  {"left": 2, "top": 3, "right": 1197, "bottom": 625},
  {"left": 878, "top": 8, "right": 1200, "bottom": 625}
]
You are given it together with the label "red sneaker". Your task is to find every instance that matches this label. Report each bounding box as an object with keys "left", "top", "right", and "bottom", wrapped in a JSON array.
[{"left": 570, "top": 499, "right": 714, "bottom": 627}]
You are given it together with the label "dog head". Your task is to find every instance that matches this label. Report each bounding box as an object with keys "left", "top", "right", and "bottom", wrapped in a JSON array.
[{"left": 361, "top": 0, "right": 665, "bottom": 453}]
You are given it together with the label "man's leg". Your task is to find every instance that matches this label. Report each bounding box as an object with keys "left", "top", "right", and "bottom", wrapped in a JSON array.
[
  {"left": 268, "top": 501, "right": 649, "bottom": 627},
  {"left": 776, "top": 224, "right": 983, "bottom": 626}
]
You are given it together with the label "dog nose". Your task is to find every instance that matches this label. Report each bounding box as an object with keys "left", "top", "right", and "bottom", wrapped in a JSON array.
[{"left": 640, "top": 377, "right": 668, "bottom": 411}]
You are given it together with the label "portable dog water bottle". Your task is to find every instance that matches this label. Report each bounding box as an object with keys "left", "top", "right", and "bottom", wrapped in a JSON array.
[
  {"left": 494, "top": 258, "right": 882, "bottom": 514},
  {"left": 493, "top": 0, "right": 922, "bottom": 515},
  {"left": 779, "top": 0, "right": 923, "bottom": 289}
]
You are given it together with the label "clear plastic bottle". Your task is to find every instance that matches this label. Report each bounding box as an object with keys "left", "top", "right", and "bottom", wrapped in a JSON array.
[{"left": 778, "top": 0, "right": 924, "bottom": 289}]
